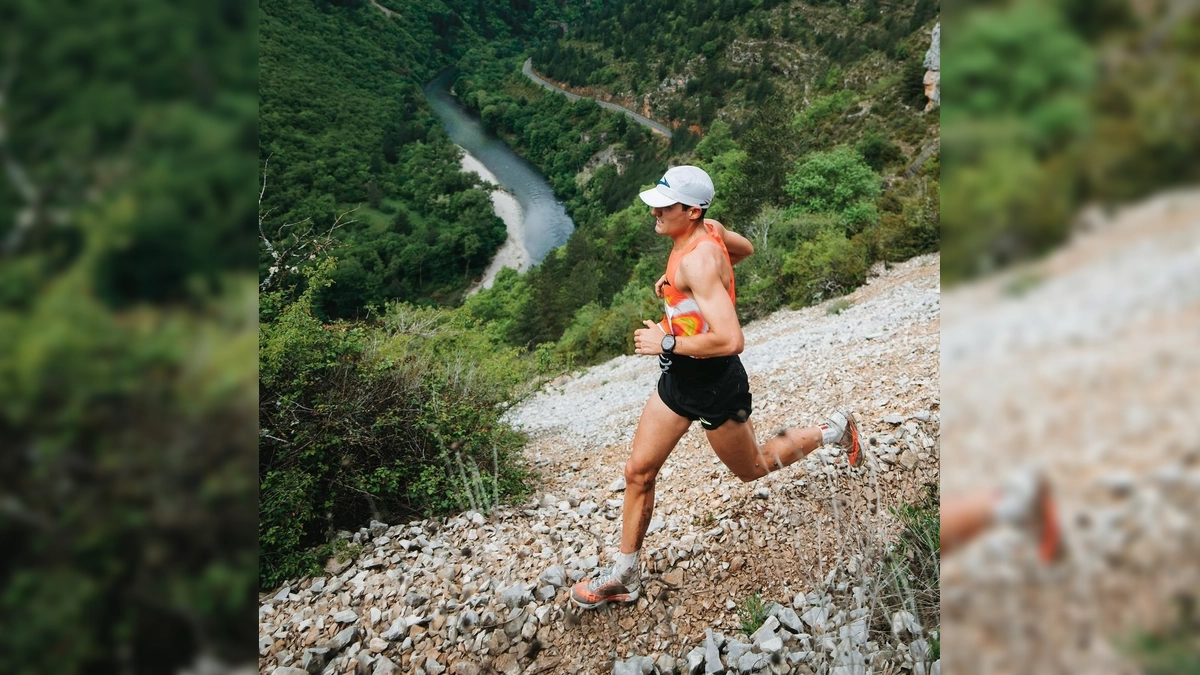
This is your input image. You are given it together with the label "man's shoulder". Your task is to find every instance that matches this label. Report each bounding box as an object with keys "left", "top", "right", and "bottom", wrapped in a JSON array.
[
  {"left": 683, "top": 237, "right": 725, "bottom": 261},
  {"left": 681, "top": 239, "right": 727, "bottom": 270},
  {"left": 677, "top": 239, "right": 729, "bottom": 290}
]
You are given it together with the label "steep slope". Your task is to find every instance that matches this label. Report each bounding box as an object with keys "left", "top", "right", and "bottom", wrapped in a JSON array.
[
  {"left": 258, "top": 254, "right": 940, "bottom": 674},
  {"left": 941, "top": 190, "right": 1200, "bottom": 674}
]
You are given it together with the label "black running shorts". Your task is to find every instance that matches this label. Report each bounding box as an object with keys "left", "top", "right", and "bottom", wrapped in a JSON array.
[{"left": 657, "top": 355, "right": 753, "bottom": 431}]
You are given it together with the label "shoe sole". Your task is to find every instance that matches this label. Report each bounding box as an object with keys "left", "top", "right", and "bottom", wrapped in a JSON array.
[
  {"left": 569, "top": 589, "right": 639, "bottom": 609},
  {"left": 841, "top": 410, "right": 862, "bottom": 467}
]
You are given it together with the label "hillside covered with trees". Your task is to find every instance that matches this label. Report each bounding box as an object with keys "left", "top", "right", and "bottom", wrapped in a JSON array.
[
  {"left": 456, "top": 0, "right": 940, "bottom": 363},
  {"left": 259, "top": 0, "right": 941, "bottom": 588}
]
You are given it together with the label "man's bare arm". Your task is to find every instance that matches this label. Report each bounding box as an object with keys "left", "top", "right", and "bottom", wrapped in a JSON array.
[{"left": 634, "top": 242, "right": 743, "bottom": 358}]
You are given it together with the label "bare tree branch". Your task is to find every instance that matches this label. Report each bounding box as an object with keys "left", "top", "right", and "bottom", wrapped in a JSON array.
[{"left": 258, "top": 155, "right": 358, "bottom": 292}]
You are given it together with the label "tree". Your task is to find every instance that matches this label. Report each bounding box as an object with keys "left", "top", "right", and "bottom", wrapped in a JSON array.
[
  {"left": 724, "top": 100, "right": 798, "bottom": 225},
  {"left": 855, "top": 130, "right": 903, "bottom": 171},
  {"left": 784, "top": 146, "right": 881, "bottom": 234},
  {"left": 258, "top": 158, "right": 357, "bottom": 293}
]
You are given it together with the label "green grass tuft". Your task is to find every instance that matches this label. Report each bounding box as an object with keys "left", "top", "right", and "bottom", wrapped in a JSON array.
[{"left": 737, "top": 591, "right": 770, "bottom": 636}]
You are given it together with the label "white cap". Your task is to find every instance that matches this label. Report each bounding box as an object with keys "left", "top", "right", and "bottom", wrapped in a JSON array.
[{"left": 638, "top": 165, "right": 714, "bottom": 208}]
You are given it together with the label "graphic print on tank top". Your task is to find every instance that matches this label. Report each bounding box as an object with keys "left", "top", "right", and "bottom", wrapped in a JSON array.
[
  {"left": 661, "top": 284, "right": 708, "bottom": 337},
  {"left": 658, "top": 222, "right": 737, "bottom": 339}
]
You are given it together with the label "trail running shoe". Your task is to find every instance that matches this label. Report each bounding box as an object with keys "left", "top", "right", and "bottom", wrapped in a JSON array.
[
  {"left": 570, "top": 565, "right": 640, "bottom": 609},
  {"left": 830, "top": 410, "right": 862, "bottom": 467},
  {"left": 996, "top": 467, "right": 1065, "bottom": 563}
]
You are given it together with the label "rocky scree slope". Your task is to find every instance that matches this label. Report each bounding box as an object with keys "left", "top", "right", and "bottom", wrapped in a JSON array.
[
  {"left": 260, "top": 254, "right": 942, "bottom": 675},
  {"left": 941, "top": 191, "right": 1200, "bottom": 675}
]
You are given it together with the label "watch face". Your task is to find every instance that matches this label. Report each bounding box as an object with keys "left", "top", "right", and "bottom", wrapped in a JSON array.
[{"left": 661, "top": 335, "right": 676, "bottom": 353}]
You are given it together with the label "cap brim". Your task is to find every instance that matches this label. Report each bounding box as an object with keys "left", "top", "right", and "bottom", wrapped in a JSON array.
[{"left": 638, "top": 187, "right": 677, "bottom": 208}]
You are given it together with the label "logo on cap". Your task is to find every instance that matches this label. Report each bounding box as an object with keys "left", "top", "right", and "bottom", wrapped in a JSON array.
[{"left": 658, "top": 176, "right": 670, "bottom": 188}]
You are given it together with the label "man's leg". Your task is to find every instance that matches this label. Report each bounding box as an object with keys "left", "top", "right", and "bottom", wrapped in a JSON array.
[
  {"left": 704, "top": 418, "right": 823, "bottom": 481},
  {"left": 942, "top": 471, "right": 1064, "bottom": 562},
  {"left": 619, "top": 390, "right": 693, "bottom": 553},
  {"left": 940, "top": 492, "right": 999, "bottom": 556},
  {"left": 570, "top": 390, "right": 691, "bottom": 608},
  {"left": 704, "top": 412, "right": 859, "bottom": 481}
]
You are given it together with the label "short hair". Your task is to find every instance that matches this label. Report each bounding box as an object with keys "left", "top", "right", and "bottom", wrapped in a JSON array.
[{"left": 678, "top": 203, "right": 708, "bottom": 222}]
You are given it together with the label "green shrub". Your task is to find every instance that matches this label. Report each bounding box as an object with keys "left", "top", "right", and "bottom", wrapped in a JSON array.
[
  {"left": 780, "top": 230, "right": 869, "bottom": 306},
  {"left": 784, "top": 146, "right": 882, "bottom": 236},
  {"left": 839, "top": 201, "right": 880, "bottom": 235},
  {"left": 856, "top": 131, "right": 904, "bottom": 172},
  {"left": 259, "top": 260, "right": 534, "bottom": 589},
  {"left": 736, "top": 210, "right": 841, "bottom": 320},
  {"left": 865, "top": 181, "right": 940, "bottom": 262},
  {"left": 827, "top": 298, "right": 853, "bottom": 315},
  {"left": 555, "top": 279, "right": 661, "bottom": 367},
  {"left": 1127, "top": 624, "right": 1200, "bottom": 675},
  {"left": 797, "top": 90, "right": 857, "bottom": 130}
]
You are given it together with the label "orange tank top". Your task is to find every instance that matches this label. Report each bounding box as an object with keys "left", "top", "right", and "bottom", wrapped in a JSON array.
[{"left": 659, "top": 222, "right": 736, "bottom": 337}]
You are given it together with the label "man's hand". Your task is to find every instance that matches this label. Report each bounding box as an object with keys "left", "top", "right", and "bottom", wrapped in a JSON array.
[
  {"left": 634, "top": 320, "right": 666, "bottom": 355},
  {"left": 654, "top": 274, "right": 668, "bottom": 298}
]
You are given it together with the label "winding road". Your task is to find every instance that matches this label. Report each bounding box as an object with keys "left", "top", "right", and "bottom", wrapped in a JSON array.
[{"left": 522, "top": 59, "right": 674, "bottom": 139}]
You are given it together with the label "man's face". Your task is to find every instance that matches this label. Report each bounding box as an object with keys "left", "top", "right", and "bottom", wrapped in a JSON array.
[{"left": 651, "top": 202, "right": 697, "bottom": 236}]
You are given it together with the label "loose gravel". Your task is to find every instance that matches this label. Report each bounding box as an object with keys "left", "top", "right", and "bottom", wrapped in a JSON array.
[{"left": 260, "top": 254, "right": 942, "bottom": 675}]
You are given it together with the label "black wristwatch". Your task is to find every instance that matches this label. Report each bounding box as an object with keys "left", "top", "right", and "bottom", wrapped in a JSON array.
[{"left": 660, "top": 334, "right": 676, "bottom": 355}]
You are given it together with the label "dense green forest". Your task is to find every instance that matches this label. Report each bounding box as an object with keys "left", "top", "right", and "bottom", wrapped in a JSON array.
[
  {"left": 258, "top": 0, "right": 941, "bottom": 588},
  {"left": 260, "top": 0, "right": 556, "bottom": 312}
]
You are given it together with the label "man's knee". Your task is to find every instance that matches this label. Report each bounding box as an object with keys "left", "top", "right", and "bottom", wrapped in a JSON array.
[
  {"left": 624, "top": 458, "right": 659, "bottom": 489},
  {"left": 733, "top": 461, "right": 771, "bottom": 483}
]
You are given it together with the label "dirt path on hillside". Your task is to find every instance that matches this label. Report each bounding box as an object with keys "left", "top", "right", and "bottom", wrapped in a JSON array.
[
  {"left": 369, "top": 0, "right": 397, "bottom": 19},
  {"left": 521, "top": 59, "right": 674, "bottom": 139}
]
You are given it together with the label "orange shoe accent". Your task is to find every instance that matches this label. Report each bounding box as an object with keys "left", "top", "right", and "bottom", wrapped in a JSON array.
[
  {"left": 570, "top": 567, "right": 640, "bottom": 609},
  {"left": 1037, "top": 487, "right": 1064, "bottom": 563},
  {"left": 839, "top": 410, "right": 862, "bottom": 467}
]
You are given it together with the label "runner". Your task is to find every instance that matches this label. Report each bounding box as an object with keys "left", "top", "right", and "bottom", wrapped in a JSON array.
[{"left": 571, "top": 165, "right": 863, "bottom": 608}]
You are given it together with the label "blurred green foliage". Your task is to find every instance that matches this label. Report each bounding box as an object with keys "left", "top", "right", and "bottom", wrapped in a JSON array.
[
  {"left": 942, "top": 0, "right": 1200, "bottom": 282},
  {"left": 1128, "top": 616, "right": 1200, "bottom": 675},
  {"left": 1, "top": 0, "right": 257, "bottom": 672}
]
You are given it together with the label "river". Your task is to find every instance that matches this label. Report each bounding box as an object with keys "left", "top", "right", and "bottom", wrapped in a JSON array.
[{"left": 423, "top": 69, "right": 575, "bottom": 291}]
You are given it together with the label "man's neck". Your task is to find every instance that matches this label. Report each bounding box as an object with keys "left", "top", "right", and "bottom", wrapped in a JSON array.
[{"left": 670, "top": 220, "right": 706, "bottom": 251}]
